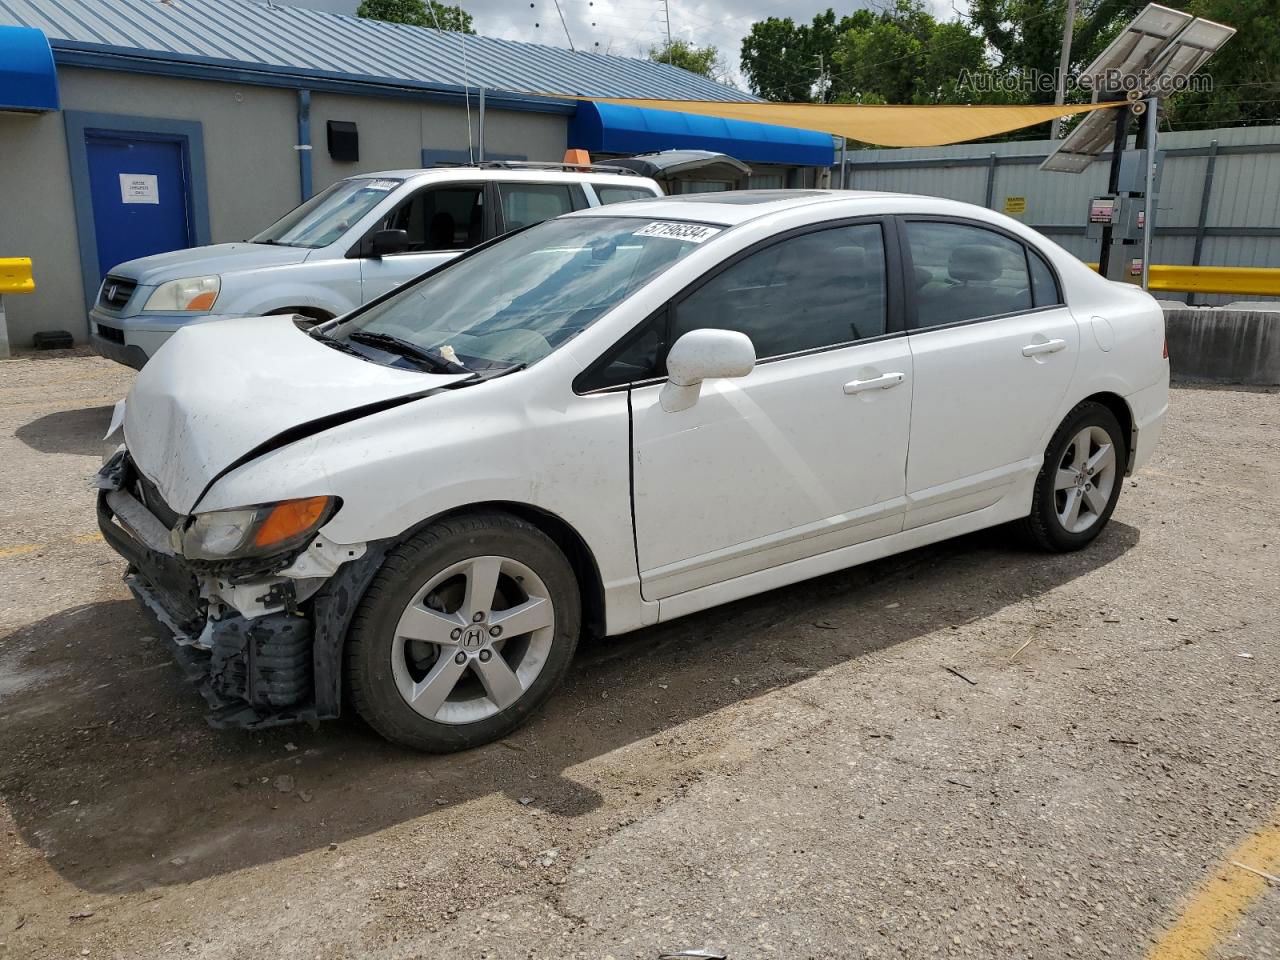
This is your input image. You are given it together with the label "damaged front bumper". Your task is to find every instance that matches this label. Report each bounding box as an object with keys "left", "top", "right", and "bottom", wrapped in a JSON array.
[{"left": 95, "top": 452, "right": 383, "bottom": 730}]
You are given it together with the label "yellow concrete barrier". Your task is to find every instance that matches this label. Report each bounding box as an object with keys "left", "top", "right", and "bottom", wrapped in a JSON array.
[
  {"left": 0, "top": 257, "right": 34, "bottom": 295},
  {"left": 1083, "top": 262, "right": 1280, "bottom": 297}
]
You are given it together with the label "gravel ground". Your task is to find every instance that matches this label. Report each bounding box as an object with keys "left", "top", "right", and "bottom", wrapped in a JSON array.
[{"left": 0, "top": 353, "right": 1276, "bottom": 960}]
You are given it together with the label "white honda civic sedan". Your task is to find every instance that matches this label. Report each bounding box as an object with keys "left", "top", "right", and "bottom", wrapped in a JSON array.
[{"left": 98, "top": 190, "right": 1169, "bottom": 751}]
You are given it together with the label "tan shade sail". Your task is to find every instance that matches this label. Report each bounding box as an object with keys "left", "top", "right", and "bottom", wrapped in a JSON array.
[{"left": 538, "top": 95, "right": 1125, "bottom": 148}]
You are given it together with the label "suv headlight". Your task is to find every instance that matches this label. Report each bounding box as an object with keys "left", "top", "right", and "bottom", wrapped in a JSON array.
[
  {"left": 143, "top": 275, "right": 221, "bottom": 312},
  {"left": 175, "top": 496, "right": 337, "bottom": 561}
]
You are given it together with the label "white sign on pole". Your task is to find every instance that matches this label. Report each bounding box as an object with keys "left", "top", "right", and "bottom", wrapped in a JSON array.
[{"left": 119, "top": 173, "right": 160, "bottom": 205}]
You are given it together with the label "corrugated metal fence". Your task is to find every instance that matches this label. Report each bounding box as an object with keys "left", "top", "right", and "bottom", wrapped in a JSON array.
[{"left": 836, "top": 125, "right": 1280, "bottom": 304}]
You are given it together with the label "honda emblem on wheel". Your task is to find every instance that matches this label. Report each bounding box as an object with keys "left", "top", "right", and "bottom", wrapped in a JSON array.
[{"left": 460, "top": 625, "right": 486, "bottom": 650}]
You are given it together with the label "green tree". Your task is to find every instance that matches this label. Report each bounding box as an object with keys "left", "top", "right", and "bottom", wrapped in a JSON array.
[
  {"left": 649, "top": 39, "right": 721, "bottom": 79},
  {"left": 740, "top": 9, "right": 872, "bottom": 102},
  {"left": 355, "top": 0, "right": 475, "bottom": 33},
  {"left": 1169, "top": 0, "right": 1277, "bottom": 127},
  {"left": 827, "top": 1, "right": 990, "bottom": 105}
]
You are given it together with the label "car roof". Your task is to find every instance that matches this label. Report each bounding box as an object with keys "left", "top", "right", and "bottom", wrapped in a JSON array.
[
  {"left": 347, "top": 167, "right": 658, "bottom": 186},
  {"left": 565, "top": 189, "right": 914, "bottom": 227}
]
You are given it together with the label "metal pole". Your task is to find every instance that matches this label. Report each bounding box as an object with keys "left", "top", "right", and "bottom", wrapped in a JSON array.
[
  {"left": 840, "top": 136, "right": 848, "bottom": 189},
  {"left": 1098, "top": 101, "right": 1130, "bottom": 278},
  {"left": 477, "top": 87, "right": 485, "bottom": 162},
  {"left": 662, "top": 0, "right": 672, "bottom": 55},
  {"left": 0, "top": 295, "right": 9, "bottom": 360},
  {"left": 1190, "top": 139, "right": 1219, "bottom": 306},
  {"left": 1141, "top": 96, "right": 1157, "bottom": 291},
  {"left": 552, "top": 0, "right": 575, "bottom": 51},
  {"left": 1051, "top": 0, "right": 1078, "bottom": 140}
]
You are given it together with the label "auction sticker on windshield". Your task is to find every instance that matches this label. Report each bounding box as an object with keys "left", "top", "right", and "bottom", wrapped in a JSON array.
[{"left": 633, "top": 222, "right": 721, "bottom": 243}]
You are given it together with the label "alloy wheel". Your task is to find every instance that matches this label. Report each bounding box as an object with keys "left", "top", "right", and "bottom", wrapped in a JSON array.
[
  {"left": 1053, "top": 425, "right": 1118, "bottom": 534},
  {"left": 390, "top": 555, "right": 555, "bottom": 725}
]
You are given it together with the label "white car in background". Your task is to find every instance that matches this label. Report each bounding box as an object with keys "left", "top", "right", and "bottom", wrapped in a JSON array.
[
  {"left": 88, "top": 164, "right": 663, "bottom": 368},
  {"left": 97, "top": 190, "right": 1169, "bottom": 752}
]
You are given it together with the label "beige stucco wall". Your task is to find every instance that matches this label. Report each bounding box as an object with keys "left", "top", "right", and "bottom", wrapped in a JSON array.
[{"left": 0, "top": 66, "right": 568, "bottom": 347}]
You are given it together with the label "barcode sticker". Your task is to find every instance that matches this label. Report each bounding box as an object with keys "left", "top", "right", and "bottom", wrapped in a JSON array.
[{"left": 633, "top": 222, "right": 721, "bottom": 244}]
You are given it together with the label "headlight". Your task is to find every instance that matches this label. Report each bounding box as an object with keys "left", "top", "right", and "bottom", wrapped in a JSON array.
[
  {"left": 176, "top": 496, "right": 336, "bottom": 561},
  {"left": 143, "top": 275, "right": 221, "bottom": 312}
]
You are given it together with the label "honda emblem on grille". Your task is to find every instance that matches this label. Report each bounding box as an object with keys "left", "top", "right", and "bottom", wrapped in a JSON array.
[{"left": 106, "top": 283, "right": 118, "bottom": 301}]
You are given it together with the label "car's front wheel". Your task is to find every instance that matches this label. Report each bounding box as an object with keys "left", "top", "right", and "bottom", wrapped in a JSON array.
[
  {"left": 346, "top": 512, "right": 580, "bottom": 752},
  {"left": 1019, "top": 401, "right": 1127, "bottom": 552}
]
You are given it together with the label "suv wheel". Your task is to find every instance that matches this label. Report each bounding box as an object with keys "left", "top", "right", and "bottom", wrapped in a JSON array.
[{"left": 346, "top": 512, "right": 580, "bottom": 752}]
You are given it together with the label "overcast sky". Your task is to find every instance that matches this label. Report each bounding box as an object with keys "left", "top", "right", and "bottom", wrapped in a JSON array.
[{"left": 264, "top": 0, "right": 963, "bottom": 90}]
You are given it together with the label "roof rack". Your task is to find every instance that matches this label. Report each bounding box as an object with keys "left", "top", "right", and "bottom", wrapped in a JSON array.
[{"left": 433, "top": 160, "right": 643, "bottom": 177}]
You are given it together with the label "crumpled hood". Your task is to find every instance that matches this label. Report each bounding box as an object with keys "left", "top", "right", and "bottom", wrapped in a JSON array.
[
  {"left": 110, "top": 243, "right": 309, "bottom": 286},
  {"left": 123, "top": 316, "right": 468, "bottom": 514}
]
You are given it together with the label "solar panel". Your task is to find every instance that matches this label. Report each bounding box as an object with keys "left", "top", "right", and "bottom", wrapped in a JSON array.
[{"left": 1040, "top": 3, "right": 1235, "bottom": 174}]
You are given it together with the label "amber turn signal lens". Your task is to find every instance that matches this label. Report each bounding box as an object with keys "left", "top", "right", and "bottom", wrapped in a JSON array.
[
  {"left": 184, "top": 291, "right": 218, "bottom": 311},
  {"left": 252, "top": 496, "right": 333, "bottom": 549}
]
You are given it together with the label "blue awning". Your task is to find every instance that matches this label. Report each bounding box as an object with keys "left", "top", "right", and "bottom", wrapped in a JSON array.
[
  {"left": 0, "top": 26, "right": 59, "bottom": 112},
  {"left": 569, "top": 101, "right": 834, "bottom": 167}
]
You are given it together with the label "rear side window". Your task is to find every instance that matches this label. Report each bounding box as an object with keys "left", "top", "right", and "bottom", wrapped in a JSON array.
[
  {"left": 906, "top": 221, "right": 1033, "bottom": 329},
  {"left": 595, "top": 184, "right": 658, "bottom": 205},
  {"left": 672, "top": 222, "right": 888, "bottom": 359},
  {"left": 498, "top": 183, "right": 583, "bottom": 231},
  {"left": 1028, "top": 248, "right": 1063, "bottom": 306}
]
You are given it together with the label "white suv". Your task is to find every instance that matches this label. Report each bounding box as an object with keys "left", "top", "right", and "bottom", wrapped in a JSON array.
[{"left": 88, "top": 164, "right": 663, "bottom": 367}]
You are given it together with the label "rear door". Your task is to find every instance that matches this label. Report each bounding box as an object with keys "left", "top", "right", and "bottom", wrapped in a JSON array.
[
  {"left": 626, "top": 219, "right": 913, "bottom": 599},
  {"left": 357, "top": 182, "right": 489, "bottom": 301},
  {"left": 900, "top": 218, "right": 1079, "bottom": 527}
]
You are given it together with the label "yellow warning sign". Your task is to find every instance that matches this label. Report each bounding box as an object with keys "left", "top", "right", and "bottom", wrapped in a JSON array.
[{"left": 1003, "top": 196, "right": 1027, "bottom": 215}]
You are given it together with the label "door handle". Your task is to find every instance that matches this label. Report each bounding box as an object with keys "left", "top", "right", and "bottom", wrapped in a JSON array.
[
  {"left": 843, "top": 372, "right": 905, "bottom": 395},
  {"left": 1021, "top": 338, "right": 1067, "bottom": 357}
]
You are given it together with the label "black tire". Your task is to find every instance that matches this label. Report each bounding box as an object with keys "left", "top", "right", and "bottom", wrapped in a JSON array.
[
  {"left": 1018, "top": 401, "right": 1128, "bottom": 553},
  {"left": 346, "top": 512, "right": 580, "bottom": 752}
]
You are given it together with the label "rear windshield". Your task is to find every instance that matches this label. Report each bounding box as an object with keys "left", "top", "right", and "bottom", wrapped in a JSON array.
[{"left": 251, "top": 177, "right": 402, "bottom": 248}]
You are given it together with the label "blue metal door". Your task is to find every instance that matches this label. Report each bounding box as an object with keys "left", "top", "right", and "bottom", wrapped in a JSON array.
[{"left": 86, "top": 134, "right": 192, "bottom": 277}]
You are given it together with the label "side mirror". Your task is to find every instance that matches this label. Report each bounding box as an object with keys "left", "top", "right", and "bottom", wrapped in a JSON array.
[
  {"left": 370, "top": 229, "right": 410, "bottom": 258},
  {"left": 660, "top": 328, "right": 755, "bottom": 413}
]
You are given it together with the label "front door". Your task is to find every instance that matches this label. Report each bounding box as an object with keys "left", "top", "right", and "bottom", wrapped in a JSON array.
[
  {"left": 358, "top": 182, "right": 488, "bottom": 301},
  {"left": 86, "top": 134, "right": 192, "bottom": 277},
  {"left": 901, "top": 218, "right": 1080, "bottom": 527},
  {"left": 630, "top": 221, "right": 912, "bottom": 599}
]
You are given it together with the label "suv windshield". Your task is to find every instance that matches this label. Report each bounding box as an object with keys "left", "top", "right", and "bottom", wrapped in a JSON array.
[
  {"left": 335, "top": 216, "right": 720, "bottom": 369},
  {"left": 252, "top": 177, "right": 403, "bottom": 248}
]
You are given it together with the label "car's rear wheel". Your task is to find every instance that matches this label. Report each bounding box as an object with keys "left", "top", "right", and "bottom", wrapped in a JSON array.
[
  {"left": 1019, "top": 401, "right": 1127, "bottom": 552},
  {"left": 346, "top": 512, "right": 580, "bottom": 752}
]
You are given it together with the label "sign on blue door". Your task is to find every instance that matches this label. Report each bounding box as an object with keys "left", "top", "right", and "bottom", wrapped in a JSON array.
[{"left": 86, "top": 134, "right": 192, "bottom": 278}]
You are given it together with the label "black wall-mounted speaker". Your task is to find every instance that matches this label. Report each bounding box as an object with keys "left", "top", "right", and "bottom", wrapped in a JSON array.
[{"left": 327, "top": 120, "right": 359, "bottom": 162}]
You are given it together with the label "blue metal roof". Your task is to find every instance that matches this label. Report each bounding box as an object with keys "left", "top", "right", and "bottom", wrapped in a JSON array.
[
  {"left": 0, "top": 0, "right": 758, "bottom": 104},
  {"left": 570, "top": 101, "right": 835, "bottom": 167},
  {"left": 0, "top": 24, "right": 58, "bottom": 111}
]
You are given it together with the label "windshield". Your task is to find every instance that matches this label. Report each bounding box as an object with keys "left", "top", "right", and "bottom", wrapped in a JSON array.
[
  {"left": 251, "top": 177, "right": 402, "bottom": 248},
  {"left": 334, "top": 216, "right": 720, "bottom": 369}
]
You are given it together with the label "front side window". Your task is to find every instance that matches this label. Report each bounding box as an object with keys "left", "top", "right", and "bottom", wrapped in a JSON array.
[
  {"left": 907, "top": 221, "right": 1033, "bottom": 329},
  {"left": 498, "top": 183, "right": 581, "bottom": 231},
  {"left": 251, "top": 177, "right": 402, "bottom": 249},
  {"left": 671, "top": 223, "right": 888, "bottom": 359},
  {"left": 337, "top": 216, "right": 715, "bottom": 370},
  {"left": 379, "top": 184, "right": 484, "bottom": 253}
]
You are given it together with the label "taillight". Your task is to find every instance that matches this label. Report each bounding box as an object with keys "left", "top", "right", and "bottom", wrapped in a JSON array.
[{"left": 1162, "top": 337, "right": 1169, "bottom": 359}]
